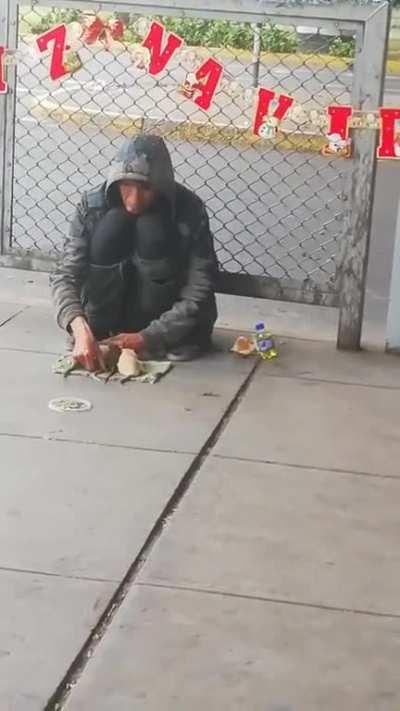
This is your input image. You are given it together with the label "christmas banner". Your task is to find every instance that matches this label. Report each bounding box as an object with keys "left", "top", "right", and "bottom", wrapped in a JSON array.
[{"left": 1, "top": 18, "right": 399, "bottom": 159}]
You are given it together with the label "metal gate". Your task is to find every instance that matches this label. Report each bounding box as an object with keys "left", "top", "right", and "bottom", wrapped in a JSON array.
[{"left": 0, "top": 0, "right": 390, "bottom": 348}]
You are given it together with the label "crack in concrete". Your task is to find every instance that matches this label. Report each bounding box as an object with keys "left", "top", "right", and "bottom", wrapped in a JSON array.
[
  {"left": 44, "top": 357, "right": 260, "bottom": 711},
  {"left": 0, "top": 305, "right": 30, "bottom": 329},
  {"left": 212, "top": 453, "right": 400, "bottom": 481},
  {"left": 0, "top": 565, "right": 118, "bottom": 585},
  {"left": 135, "top": 581, "right": 400, "bottom": 621},
  {"left": 254, "top": 371, "right": 400, "bottom": 391},
  {"left": 0, "top": 431, "right": 197, "bottom": 457}
]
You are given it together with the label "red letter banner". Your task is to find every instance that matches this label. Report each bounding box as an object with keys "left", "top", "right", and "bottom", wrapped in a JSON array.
[
  {"left": 377, "top": 108, "right": 400, "bottom": 159},
  {"left": 0, "top": 46, "right": 7, "bottom": 94},
  {"left": 327, "top": 105, "right": 353, "bottom": 139},
  {"left": 253, "top": 88, "right": 294, "bottom": 137},
  {"left": 190, "top": 58, "right": 224, "bottom": 111},
  {"left": 142, "top": 21, "right": 183, "bottom": 76},
  {"left": 36, "top": 23, "right": 69, "bottom": 81}
]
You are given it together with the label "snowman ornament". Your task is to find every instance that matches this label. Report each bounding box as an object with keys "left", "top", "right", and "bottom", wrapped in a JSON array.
[
  {"left": 258, "top": 98, "right": 281, "bottom": 140},
  {"left": 321, "top": 132, "right": 352, "bottom": 158}
]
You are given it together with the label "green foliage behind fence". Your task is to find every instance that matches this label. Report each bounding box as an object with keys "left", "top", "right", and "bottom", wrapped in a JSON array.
[
  {"left": 158, "top": 17, "right": 298, "bottom": 53},
  {"left": 328, "top": 36, "right": 356, "bottom": 58},
  {"left": 22, "top": 8, "right": 298, "bottom": 54}
]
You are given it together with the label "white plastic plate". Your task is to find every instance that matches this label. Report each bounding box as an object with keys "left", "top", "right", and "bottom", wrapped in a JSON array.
[{"left": 48, "top": 397, "right": 92, "bottom": 413}]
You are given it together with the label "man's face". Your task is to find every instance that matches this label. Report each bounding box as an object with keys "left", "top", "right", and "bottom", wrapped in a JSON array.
[{"left": 119, "top": 179, "right": 156, "bottom": 216}]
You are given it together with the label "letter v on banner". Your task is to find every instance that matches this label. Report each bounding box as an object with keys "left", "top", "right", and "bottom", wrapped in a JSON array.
[
  {"left": 0, "top": 46, "right": 7, "bottom": 93},
  {"left": 253, "top": 88, "right": 294, "bottom": 137},
  {"left": 142, "top": 21, "right": 183, "bottom": 76}
]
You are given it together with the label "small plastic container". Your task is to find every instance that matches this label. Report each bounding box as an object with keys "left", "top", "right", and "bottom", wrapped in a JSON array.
[{"left": 254, "top": 322, "right": 278, "bottom": 360}]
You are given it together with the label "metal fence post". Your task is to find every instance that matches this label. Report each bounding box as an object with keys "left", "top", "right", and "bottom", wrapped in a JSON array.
[
  {"left": 252, "top": 22, "right": 261, "bottom": 89},
  {"left": 0, "top": 0, "right": 8, "bottom": 256},
  {"left": 0, "top": 0, "right": 17, "bottom": 257},
  {"left": 336, "top": 2, "right": 391, "bottom": 350},
  {"left": 385, "top": 199, "right": 400, "bottom": 352}
]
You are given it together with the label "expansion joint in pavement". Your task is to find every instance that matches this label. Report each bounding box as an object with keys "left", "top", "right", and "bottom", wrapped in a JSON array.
[
  {"left": 212, "top": 454, "right": 400, "bottom": 481},
  {"left": 135, "top": 581, "right": 400, "bottom": 621},
  {"left": 0, "top": 564, "right": 118, "bottom": 585},
  {"left": 0, "top": 305, "right": 30, "bottom": 328},
  {"left": 257, "top": 372, "right": 400, "bottom": 392},
  {"left": 0, "top": 431, "right": 196, "bottom": 457},
  {"left": 44, "top": 357, "right": 261, "bottom": 711}
]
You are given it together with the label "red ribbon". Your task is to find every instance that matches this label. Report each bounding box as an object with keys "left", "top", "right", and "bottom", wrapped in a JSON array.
[{"left": 81, "top": 17, "right": 125, "bottom": 48}]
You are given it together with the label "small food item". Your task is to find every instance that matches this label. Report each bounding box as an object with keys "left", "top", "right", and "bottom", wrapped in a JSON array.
[
  {"left": 99, "top": 344, "right": 121, "bottom": 371},
  {"left": 231, "top": 335, "right": 256, "bottom": 356},
  {"left": 117, "top": 348, "right": 143, "bottom": 377}
]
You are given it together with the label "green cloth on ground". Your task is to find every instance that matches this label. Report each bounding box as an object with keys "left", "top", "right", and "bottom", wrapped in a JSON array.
[{"left": 53, "top": 355, "right": 172, "bottom": 385}]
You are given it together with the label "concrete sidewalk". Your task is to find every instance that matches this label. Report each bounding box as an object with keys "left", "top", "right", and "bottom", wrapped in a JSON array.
[{"left": 1, "top": 267, "right": 400, "bottom": 711}]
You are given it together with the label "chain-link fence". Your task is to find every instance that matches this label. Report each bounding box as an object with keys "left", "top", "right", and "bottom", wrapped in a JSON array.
[
  {"left": 0, "top": 1, "right": 391, "bottom": 347},
  {"left": 387, "top": 6, "right": 400, "bottom": 80}
]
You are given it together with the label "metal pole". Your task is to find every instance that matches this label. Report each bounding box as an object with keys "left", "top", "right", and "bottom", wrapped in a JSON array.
[
  {"left": 336, "top": 2, "right": 391, "bottom": 350},
  {"left": 252, "top": 22, "right": 261, "bottom": 89},
  {"left": 0, "top": 0, "right": 8, "bottom": 256},
  {"left": 386, "top": 199, "right": 400, "bottom": 352},
  {"left": 0, "top": 0, "right": 17, "bottom": 257}
]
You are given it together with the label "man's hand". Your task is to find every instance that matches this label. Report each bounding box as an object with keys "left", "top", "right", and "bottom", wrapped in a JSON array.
[
  {"left": 70, "top": 316, "right": 105, "bottom": 372},
  {"left": 100, "top": 332, "right": 146, "bottom": 353}
]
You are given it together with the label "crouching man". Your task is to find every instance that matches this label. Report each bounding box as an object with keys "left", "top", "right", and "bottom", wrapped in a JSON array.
[{"left": 50, "top": 134, "right": 218, "bottom": 370}]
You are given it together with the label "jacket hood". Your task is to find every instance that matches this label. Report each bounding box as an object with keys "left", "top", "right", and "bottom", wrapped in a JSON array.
[{"left": 106, "top": 134, "right": 176, "bottom": 216}]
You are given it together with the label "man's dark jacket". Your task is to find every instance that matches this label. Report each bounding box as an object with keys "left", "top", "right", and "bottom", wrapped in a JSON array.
[{"left": 50, "top": 134, "right": 218, "bottom": 355}]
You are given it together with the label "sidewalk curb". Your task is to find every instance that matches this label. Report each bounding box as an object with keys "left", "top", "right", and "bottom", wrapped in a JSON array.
[
  {"left": 200, "top": 46, "right": 400, "bottom": 74},
  {"left": 31, "top": 99, "right": 327, "bottom": 154},
  {"left": 123, "top": 41, "right": 400, "bottom": 75}
]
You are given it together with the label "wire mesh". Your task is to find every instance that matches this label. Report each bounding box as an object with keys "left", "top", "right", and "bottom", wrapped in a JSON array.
[
  {"left": 11, "top": 5, "right": 353, "bottom": 296},
  {"left": 386, "top": 7, "right": 400, "bottom": 84}
]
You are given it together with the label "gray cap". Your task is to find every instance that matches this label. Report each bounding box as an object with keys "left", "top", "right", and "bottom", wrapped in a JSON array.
[
  {"left": 108, "top": 152, "right": 151, "bottom": 184},
  {"left": 105, "top": 134, "right": 176, "bottom": 217}
]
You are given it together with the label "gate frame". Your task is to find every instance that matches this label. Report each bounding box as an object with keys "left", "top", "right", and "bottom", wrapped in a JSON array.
[{"left": 0, "top": 0, "right": 391, "bottom": 349}]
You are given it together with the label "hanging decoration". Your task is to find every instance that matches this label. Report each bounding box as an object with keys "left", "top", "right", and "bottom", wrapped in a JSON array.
[
  {"left": 396, "top": 120, "right": 400, "bottom": 158},
  {"left": 377, "top": 108, "right": 400, "bottom": 158},
  {"left": 0, "top": 17, "right": 399, "bottom": 160},
  {"left": 80, "top": 15, "right": 125, "bottom": 49},
  {"left": 253, "top": 89, "right": 294, "bottom": 140},
  {"left": 321, "top": 106, "right": 353, "bottom": 158},
  {"left": 0, "top": 45, "right": 6, "bottom": 94},
  {"left": 179, "top": 58, "right": 224, "bottom": 110}
]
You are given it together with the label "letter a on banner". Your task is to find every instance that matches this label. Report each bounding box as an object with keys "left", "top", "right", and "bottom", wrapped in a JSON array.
[
  {"left": 253, "top": 88, "right": 294, "bottom": 138},
  {"left": 0, "top": 46, "right": 7, "bottom": 93},
  {"left": 36, "top": 24, "right": 69, "bottom": 80},
  {"left": 377, "top": 108, "right": 400, "bottom": 158},
  {"left": 142, "top": 21, "right": 183, "bottom": 76},
  {"left": 190, "top": 58, "right": 224, "bottom": 111}
]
